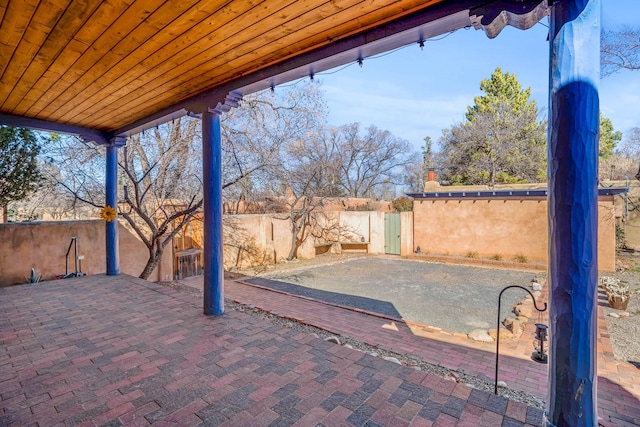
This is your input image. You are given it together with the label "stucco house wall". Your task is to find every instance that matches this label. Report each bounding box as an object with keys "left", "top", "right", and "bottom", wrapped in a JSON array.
[
  {"left": 412, "top": 196, "right": 616, "bottom": 271},
  {"left": 0, "top": 220, "right": 171, "bottom": 286}
]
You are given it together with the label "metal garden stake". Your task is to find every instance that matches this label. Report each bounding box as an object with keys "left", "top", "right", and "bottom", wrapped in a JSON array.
[{"left": 494, "top": 285, "right": 547, "bottom": 394}]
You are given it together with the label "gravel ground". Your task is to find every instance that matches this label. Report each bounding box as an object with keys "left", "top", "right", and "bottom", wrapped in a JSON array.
[
  {"left": 603, "top": 252, "right": 640, "bottom": 368},
  {"left": 249, "top": 256, "right": 538, "bottom": 335},
  {"left": 242, "top": 253, "right": 640, "bottom": 370}
]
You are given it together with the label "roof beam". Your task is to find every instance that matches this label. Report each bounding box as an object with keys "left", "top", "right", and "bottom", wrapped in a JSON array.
[{"left": 0, "top": 113, "right": 111, "bottom": 145}]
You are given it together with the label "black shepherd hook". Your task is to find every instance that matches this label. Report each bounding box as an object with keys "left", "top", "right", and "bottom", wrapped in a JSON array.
[{"left": 494, "top": 285, "right": 547, "bottom": 394}]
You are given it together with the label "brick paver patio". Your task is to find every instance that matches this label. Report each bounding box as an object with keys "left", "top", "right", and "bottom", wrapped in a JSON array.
[{"left": 1, "top": 273, "right": 638, "bottom": 426}]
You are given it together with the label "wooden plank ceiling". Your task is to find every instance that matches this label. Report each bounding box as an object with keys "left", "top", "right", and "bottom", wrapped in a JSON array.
[
  {"left": 0, "top": 0, "right": 545, "bottom": 138},
  {"left": 0, "top": 0, "right": 453, "bottom": 134}
]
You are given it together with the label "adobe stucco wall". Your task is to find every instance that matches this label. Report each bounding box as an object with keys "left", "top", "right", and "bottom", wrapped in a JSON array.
[
  {"left": 0, "top": 220, "right": 171, "bottom": 286},
  {"left": 413, "top": 196, "right": 616, "bottom": 271},
  {"left": 220, "top": 211, "right": 392, "bottom": 269}
]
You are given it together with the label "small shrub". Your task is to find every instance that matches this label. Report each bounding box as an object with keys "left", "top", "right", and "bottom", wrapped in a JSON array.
[
  {"left": 346, "top": 203, "right": 371, "bottom": 211},
  {"left": 513, "top": 254, "right": 528, "bottom": 263},
  {"left": 391, "top": 197, "right": 413, "bottom": 212},
  {"left": 26, "top": 268, "right": 41, "bottom": 283},
  {"left": 466, "top": 251, "right": 479, "bottom": 259},
  {"left": 490, "top": 253, "right": 503, "bottom": 261}
]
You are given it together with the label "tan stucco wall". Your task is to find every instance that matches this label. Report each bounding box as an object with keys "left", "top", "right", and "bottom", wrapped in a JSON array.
[
  {"left": 412, "top": 197, "right": 616, "bottom": 271},
  {"left": 0, "top": 220, "right": 171, "bottom": 286},
  {"left": 219, "top": 211, "right": 390, "bottom": 269}
]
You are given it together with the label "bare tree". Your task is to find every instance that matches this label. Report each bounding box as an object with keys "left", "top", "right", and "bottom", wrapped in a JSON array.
[
  {"left": 119, "top": 118, "right": 202, "bottom": 279},
  {"left": 333, "top": 124, "right": 415, "bottom": 198},
  {"left": 272, "top": 135, "right": 337, "bottom": 261},
  {"left": 601, "top": 27, "right": 640, "bottom": 77},
  {"left": 10, "top": 161, "right": 77, "bottom": 221},
  {"left": 221, "top": 82, "right": 327, "bottom": 205},
  {"left": 41, "top": 83, "right": 326, "bottom": 279}
]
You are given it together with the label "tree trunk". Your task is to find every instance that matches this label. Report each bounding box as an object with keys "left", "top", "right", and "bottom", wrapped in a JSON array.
[
  {"left": 287, "top": 219, "right": 300, "bottom": 261},
  {"left": 139, "top": 245, "right": 162, "bottom": 280},
  {"left": 1, "top": 205, "right": 6, "bottom": 223}
]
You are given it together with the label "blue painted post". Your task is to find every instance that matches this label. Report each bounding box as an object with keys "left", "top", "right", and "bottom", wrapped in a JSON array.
[
  {"left": 106, "top": 143, "right": 120, "bottom": 275},
  {"left": 202, "top": 110, "right": 224, "bottom": 315},
  {"left": 547, "top": 1, "right": 600, "bottom": 426}
]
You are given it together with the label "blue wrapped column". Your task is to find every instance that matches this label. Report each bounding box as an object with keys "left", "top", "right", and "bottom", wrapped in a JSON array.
[
  {"left": 106, "top": 142, "right": 120, "bottom": 275},
  {"left": 547, "top": 0, "right": 600, "bottom": 425},
  {"left": 202, "top": 110, "right": 224, "bottom": 315}
]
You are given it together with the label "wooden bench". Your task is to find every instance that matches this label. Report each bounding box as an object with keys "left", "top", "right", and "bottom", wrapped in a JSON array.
[{"left": 314, "top": 241, "right": 370, "bottom": 255}]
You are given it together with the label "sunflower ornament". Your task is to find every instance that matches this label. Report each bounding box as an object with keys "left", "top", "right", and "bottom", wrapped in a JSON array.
[{"left": 100, "top": 205, "right": 117, "bottom": 222}]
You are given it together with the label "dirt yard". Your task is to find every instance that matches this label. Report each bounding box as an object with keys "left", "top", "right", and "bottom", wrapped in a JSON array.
[{"left": 241, "top": 252, "right": 640, "bottom": 370}]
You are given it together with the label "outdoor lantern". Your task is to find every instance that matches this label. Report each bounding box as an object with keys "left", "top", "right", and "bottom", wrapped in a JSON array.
[{"left": 532, "top": 323, "right": 548, "bottom": 364}]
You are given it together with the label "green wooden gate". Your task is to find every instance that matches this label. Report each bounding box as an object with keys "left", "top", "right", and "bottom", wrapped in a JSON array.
[{"left": 384, "top": 213, "right": 401, "bottom": 255}]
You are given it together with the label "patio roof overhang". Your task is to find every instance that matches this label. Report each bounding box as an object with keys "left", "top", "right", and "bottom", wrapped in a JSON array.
[
  {"left": 406, "top": 187, "right": 630, "bottom": 199},
  {"left": 1, "top": 2, "right": 606, "bottom": 424},
  {"left": 0, "top": 0, "right": 547, "bottom": 143}
]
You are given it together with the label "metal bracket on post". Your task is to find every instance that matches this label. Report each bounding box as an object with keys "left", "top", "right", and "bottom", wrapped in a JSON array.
[{"left": 494, "top": 285, "right": 547, "bottom": 394}]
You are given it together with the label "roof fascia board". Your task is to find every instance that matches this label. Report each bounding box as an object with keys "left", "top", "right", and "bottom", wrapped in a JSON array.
[
  {"left": 0, "top": 113, "right": 111, "bottom": 145},
  {"left": 406, "top": 187, "right": 629, "bottom": 199}
]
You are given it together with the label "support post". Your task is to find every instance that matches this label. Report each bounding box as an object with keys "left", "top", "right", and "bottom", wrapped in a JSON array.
[
  {"left": 106, "top": 142, "right": 120, "bottom": 275},
  {"left": 547, "top": 1, "right": 600, "bottom": 425},
  {"left": 202, "top": 110, "right": 224, "bottom": 315}
]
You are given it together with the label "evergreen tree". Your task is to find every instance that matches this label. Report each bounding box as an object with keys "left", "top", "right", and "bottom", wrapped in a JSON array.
[
  {"left": 0, "top": 126, "right": 42, "bottom": 221},
  {"left": 439, "top": 68, "right": 546, "bottom": 187}
]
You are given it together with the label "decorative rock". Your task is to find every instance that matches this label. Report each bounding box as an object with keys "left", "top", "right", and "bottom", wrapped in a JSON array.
[
  {"left": 343, "top": 344, "right": 353, "bottom": 349},
  {"left": 497, "top": 381, "right": 508, "bottom": 388},
  {"left": 532, "top": 290, "right": 542, "bottom": 298},
  {"left": 488, "top": 328, "right": 514, "bottom": 341},
  {"left": 531, "top": 282, "right": 543, "bottom": 291},
  {"left": 446, "top": 372, "right": 461, "bottom": 383},
  {"left": 311, "top": 333, "right": 320, "bottom": 338},
  {"left": 368, "top": 352, "right": 379, "bottom": 357},
  {"left": 619, "top": 312, "right": 631, "bottom": 318},
  {"left": 383, "top": 356, "right": 401, "bottom": 365},
  {"left": 503, "top": 317, "right": 526, "bottom": 338},
  {"left": 468, "top": 329, "right": 494, "bottom": 343},
  {"left": 608, "top": 312, "right": 619, "bottom": 318},
  {"left": 520, "top": 298, "right": 533, "bottom": 305},
  {"left": 514, "top": 304, "right": 533, "bottom": 318},
  {"left": 324, "top": 336, "right": 341, "bottom": 345}
]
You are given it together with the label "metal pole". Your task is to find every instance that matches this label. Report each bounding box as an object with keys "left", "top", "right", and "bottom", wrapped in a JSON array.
[
  {"left": 495, "top": 285, "right": 547, "bottom": 395},
  {"left": 106, "top": 143, "right": 120, "bottom": 275},
  {"left": 547, "top": 0, "right": 600, "bottom": 425},
  {"left": 202, "top": 110, "right": 224, "bottom": 315}
]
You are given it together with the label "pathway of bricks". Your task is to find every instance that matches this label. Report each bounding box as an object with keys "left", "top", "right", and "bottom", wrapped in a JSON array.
[
  {"left": 0, "top": 272, "right": 638, "bottom": 426},
  {"left": 1, "top": 275, "right": 544, "bottom": 427},
  {"left": 182, "top": 267, "right": 640, "bottom": 427}
]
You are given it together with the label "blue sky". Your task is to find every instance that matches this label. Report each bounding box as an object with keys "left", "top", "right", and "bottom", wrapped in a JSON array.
[{"left": 318, "top": 0, "right": 639, "bottom": 152}]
